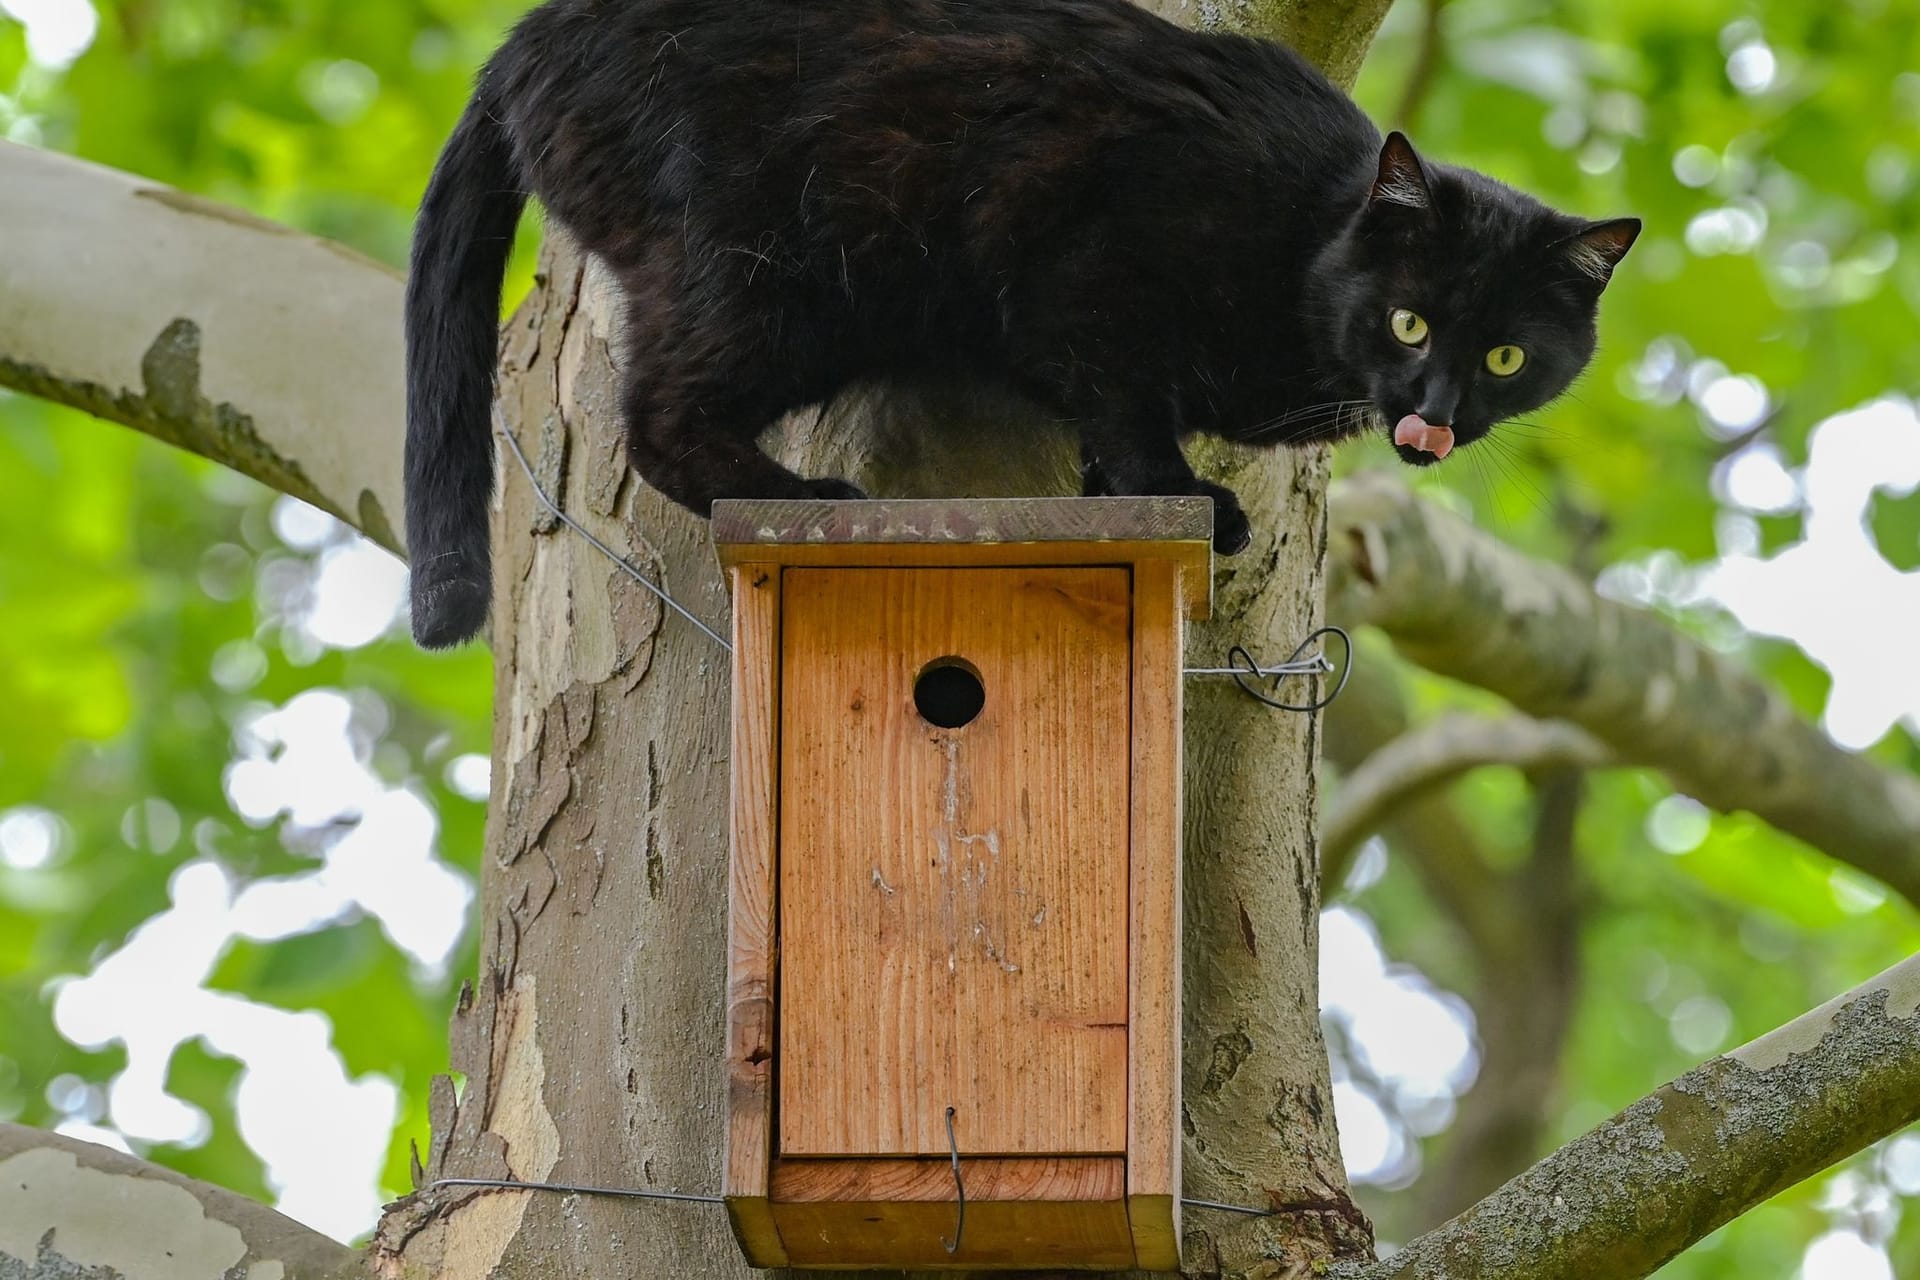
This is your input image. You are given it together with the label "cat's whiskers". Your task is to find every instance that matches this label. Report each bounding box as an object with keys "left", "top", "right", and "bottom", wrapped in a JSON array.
[
  {"left": 1283, "top": 403, "right": 1382, "bottom": 447},
  {"left": 1241, "top": 398, "right": 1374, "bottom": 444}
]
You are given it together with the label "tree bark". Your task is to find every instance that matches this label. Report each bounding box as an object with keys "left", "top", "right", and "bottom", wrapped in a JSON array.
[
  {"left": 0, "top": 1124, "right": 353, "bottom": 1280},
  {"left": 1328, "top": 472, "right": 1920, "bottom": 904},
  {"left": 1338, "top": 952, "right": 1920, "bottom": 1280}
]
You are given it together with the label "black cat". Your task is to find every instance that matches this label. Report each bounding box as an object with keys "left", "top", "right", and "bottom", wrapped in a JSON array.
[{"left": 405, "top": 0, "right": 1638, "bottom": 647}]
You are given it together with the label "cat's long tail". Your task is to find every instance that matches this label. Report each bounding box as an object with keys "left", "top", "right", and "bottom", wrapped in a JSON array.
[{"left": 404, "top": 81, "right": 525, "bottom": 648}]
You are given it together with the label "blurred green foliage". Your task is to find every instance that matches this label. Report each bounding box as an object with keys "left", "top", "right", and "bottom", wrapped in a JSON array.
[{"left": 1, "top": 0, "right": 1916, "bottom": 1270}]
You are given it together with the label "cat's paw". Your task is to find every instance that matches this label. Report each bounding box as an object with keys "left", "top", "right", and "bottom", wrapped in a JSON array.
[
  {"left": 805, "top": 478, "right": 868, "bottom": 501},
  {"left": 1201, "top": 482, "right": 1252, "bottom": 555}
]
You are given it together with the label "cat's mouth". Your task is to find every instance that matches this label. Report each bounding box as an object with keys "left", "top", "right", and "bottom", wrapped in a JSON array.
[{"left": 1392, "top": 413, "right": 1454, "bottom": 465}]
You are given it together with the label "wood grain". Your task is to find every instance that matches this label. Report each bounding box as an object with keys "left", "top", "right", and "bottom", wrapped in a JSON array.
[
  {"left": 778, "top": 566, "right": 1131, "bottom": 1158},
  {"left": 769, "top": 1156, "right": 1136, "bottom": 1269},
  {"left": 713, "top": 498, "right": 1213, "bottom": 620},
  {"left": 771, "top": 1198, "right": 1137, "bottom": 1270},
  {"left": 1128, "top": 559, "right": 1184, "bottom": 1271},
  {"left": 722, "top": 563, "right": 787, "bottom": 1266},
  {"left": 772, "top": 1156, "right": 1124, "bottom": 1203}
]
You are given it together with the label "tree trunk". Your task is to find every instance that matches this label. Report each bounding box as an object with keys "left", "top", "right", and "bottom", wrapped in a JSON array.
[{"left": 371, "top": 5, "right": 1390, "bottom": 1277}]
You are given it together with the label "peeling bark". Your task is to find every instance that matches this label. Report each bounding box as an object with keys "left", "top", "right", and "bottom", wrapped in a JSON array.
[
  {"left": 1338, "top": 954, "right": 1920, "bottom": 1280},
  {"left": 1328, "top": 473, "right": 1920, "bottom": 904},
  {"left": 0, "top": 1124, "right": 352, "bottom": 1280}
]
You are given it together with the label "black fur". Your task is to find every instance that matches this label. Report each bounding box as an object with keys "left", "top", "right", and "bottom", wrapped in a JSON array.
[{"left": 404, "top": 0, "right": 1638, "bottom": 647}]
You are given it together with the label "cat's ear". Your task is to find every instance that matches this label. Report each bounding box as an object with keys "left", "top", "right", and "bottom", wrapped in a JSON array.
[
  {"left": 1561, "top": 218, "right": 1642, "bottom": 287},
  {"left": 1370, "top": 132, "right": 1433, "bottom": 211}
]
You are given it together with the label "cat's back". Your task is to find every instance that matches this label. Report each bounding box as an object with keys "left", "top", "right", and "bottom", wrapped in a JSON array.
[{"left": 486, "top": 0, "right": 1371, "bottom": 263}]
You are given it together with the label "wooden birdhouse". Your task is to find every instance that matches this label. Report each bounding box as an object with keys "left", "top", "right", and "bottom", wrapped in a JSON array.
[{"left": 715, "top": 498, "right": 1211, "bottom": 1271}]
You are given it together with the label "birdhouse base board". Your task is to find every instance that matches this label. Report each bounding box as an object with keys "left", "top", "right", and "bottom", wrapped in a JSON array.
[{"left": 723, "top": 1157, "right": 1174, "bottom": 1270}]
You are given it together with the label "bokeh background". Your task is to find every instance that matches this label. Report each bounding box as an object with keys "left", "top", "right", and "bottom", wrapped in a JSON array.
[{"left": 1, "top": 0, "right": 1917, "bottom": 1274}]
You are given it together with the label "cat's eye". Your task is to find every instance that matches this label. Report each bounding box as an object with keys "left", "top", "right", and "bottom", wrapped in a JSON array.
[
  {"left": 1389, "top": 309, "right": 1429, "bottom": 346},
  {"left": 1485, "top": 345, "right": 1526, "bottom": 376}
]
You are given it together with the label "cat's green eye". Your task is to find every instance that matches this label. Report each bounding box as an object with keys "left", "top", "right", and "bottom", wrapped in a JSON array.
[
  {"left": 1389, "top": 309, "right": 1429, "bottom": 346},
  {"left": 1485, "top": 345, "right": 1526, "bottom": 376}
]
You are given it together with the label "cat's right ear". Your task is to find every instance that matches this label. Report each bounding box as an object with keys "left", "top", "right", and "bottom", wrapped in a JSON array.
[{"left": 1370, "top": 132, "right": 1433, "bottom": 211}]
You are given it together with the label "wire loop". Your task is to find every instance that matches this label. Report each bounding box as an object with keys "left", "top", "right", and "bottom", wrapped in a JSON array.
[{"left": 940, "top": 1106, "right": 967, "bottom": 1254}]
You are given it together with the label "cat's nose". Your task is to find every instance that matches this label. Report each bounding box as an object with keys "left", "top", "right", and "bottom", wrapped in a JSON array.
[
  {"left": 1414, "top": 391, "right": 1458, "bottom": 428},
  {"left": 1412, "top": 376, "right": 1459, "bottom": 427}
]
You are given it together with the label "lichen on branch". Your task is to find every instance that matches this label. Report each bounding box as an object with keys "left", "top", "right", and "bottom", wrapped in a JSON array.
[{"left": 1337, "top": 954, "right": 1920, "bottom": 1280}]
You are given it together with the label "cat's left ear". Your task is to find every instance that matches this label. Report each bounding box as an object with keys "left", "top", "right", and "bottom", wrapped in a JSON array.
[
  {"left": 1560, "top": 218, "right": 1642, "bottom": 288},
  {"left": 1370, "top": 132, "right": 1433, "bottom": 211}
]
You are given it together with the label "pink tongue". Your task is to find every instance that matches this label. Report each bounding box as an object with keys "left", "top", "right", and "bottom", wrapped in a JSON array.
[{"left": 1394, "top": 414, "right": 1455, "bottom": 460}]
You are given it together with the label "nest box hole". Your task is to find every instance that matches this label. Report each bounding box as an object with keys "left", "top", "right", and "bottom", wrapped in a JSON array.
[{"left": 914, "top": 657, "right": 985, "bottom": 729}]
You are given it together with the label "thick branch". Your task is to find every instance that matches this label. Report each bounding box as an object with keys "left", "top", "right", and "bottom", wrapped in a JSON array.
[
  {"left": 1328, "top": 473, "right": 1920, "bottom": 904},
  {"left": 0, "top": 1124, "right": 353, "bottom": 1279},
  {"left": 1136, "top": 0, "right": 1393, "bottom": 86},
  {"left": 1392, "top": 0, "right": 1447, "bottom": 130},
  {"left": 1322, "top": 712, "right": 1611, "bottom": 875},
  {"left": 1339, "top": 953, "right": 1920, "bottom": 1280},
  {"left": 0, "top": 140, "right": 405, "bottom": 553}
]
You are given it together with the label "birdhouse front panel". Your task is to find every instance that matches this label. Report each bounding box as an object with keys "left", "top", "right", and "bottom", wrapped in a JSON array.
[
  {"left": 777, "top": 566, "right": 1131, "bottom": 1159},
  {"left": 714, "top": 497, "right": 1212, "bottom": 1273}
]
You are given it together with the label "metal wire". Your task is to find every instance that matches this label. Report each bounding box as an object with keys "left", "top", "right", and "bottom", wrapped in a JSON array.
[
  {"left": 427, "top": 1176, "right": 723, "bottom": 1205},
  {"left": 1182, "top": 1197, "right": 1276, "bottom": 1217},
  {"left": 494, "top": 422, "right": 1349, "bottom": 711},
  {"left": 494, "top": 419, "right": 734, "bottom": 652},
  {"left": 1186, "top": 626, "right": 1354, "bottom": 712},
  {"left": 939, "top": 1106, "right": 967, "bottom": 1254},
  {"left": 424, "top": 1174, "right": 1278, "bottom": 1219}
]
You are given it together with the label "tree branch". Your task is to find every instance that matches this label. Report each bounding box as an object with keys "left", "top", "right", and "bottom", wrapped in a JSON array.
[
  {"left": 0, "top": 140, "right": 406, "bottom": 554},
  {"left": 1328, "top": 472, "right": 1920, "bottom": 905},
  {"left": 1337, "top": 953, "right": 1920, "bottom": 1280},
  {"left": 1392, "top": 0, "right": 1447, "bottom": 130},
  {"left": 1135, "top": 0, "right": 1395, "bottom": 87},
  {"left": 1323, "top": 712, "right": 1611, "bottom": 876},
  {"left": 0, "top": 1124, "right": 354, "bottom": 1279}
]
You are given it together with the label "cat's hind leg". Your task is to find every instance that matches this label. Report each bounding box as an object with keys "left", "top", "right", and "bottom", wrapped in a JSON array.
[{"left": 614, "top": 298, "right": 864, "bottom": 516}]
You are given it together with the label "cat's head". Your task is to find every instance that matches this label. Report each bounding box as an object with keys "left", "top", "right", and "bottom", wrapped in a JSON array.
[{"left": 1309, "top": 132, "right": 1638, "bottom": 465}]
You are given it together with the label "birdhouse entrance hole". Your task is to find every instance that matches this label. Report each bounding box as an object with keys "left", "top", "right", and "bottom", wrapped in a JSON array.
[
  {"left": 914, "top": 657, "right": 986, "bottom": 728},
  {"left": 716, "top": 498, "right": 1213, "bottom": 1272}
]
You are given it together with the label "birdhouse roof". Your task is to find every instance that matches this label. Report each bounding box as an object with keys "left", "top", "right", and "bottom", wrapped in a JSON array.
[{"left": 712, "top": 497, "right": 1213, "bottom": 619}]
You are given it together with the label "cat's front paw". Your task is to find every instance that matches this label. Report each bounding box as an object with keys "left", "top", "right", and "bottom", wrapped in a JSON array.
[
  {"left": 1201, "top": 482, "right": 1252, "bottom": 555},
  {"left": 805, "top": 478, "right": 868, "bottom": 501}
]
